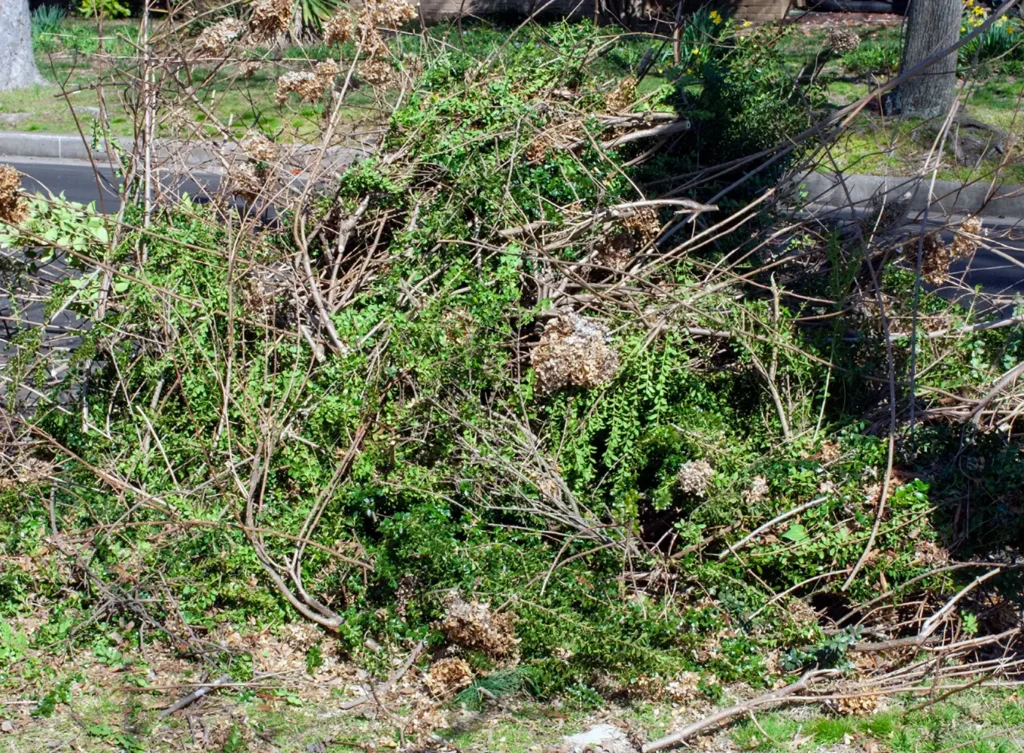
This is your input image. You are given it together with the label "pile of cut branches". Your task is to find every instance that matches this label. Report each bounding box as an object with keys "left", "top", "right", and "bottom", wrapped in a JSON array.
[{"left": 1, "top": 1, "right": 1023, "bottom": 748}]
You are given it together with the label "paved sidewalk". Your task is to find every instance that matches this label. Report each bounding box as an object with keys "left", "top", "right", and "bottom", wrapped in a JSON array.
[
  {"left": 789, "top": 171, "right": 1024, "bottom": 222},
  {"left": 0, "top": 131, "right": 368, "bottom": 174}
]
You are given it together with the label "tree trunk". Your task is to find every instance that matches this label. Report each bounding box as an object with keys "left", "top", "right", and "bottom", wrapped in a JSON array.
[
  {"left": 899, "top": 0, "right": 961, "bottom": 118},
  {"left": 0, "top": 0, "right": 46, "bottom": 91}
]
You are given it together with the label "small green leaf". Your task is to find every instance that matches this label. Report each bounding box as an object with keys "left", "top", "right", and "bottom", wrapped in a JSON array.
[
  {"left": 782, "top": 524, "right": 808, "bottom": 543},
  {"left": 88, "top": 722, "right": 116, "bottom": 737}
]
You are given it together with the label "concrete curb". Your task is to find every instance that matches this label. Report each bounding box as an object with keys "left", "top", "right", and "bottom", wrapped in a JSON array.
[
  {"left": 0, "top": 131, "right": 369, "bottom": 174},
  {"left": 790, "top": 171, "right": 1024, "bottom": 222}
]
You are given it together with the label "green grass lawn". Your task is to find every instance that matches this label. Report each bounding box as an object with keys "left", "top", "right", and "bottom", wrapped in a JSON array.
[
  {"left": 1, "top": 17, "right": 390, "bottom": 142},
  {"left": 818, "top": 76, "right": 1024, "bottom": 184}
]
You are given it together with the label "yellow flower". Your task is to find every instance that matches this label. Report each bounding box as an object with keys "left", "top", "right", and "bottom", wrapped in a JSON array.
[
  {"left": 693, "top": 46, "right": 700, "bottom": 55},
  {"left": 743, "top": 20, "right": 751, "bottom": 27},
  {"left": 961, "top": 25, "right": 966, "bottom": 31},
  {"left": 710, "top": 9, "right": 723, "bottom": 24}
]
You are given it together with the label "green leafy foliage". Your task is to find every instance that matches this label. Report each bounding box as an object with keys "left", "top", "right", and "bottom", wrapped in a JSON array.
[
  {"left": 78, "top": 0, "right": 131, "bottom": 19},
  {"left": 31, "top": 4, "right": 67, "bottom": 52}
]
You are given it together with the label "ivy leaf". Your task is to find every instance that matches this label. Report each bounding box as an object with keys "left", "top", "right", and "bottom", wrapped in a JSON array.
[{"left": 782, "top": 524, "right": 808, "bottom": 544}]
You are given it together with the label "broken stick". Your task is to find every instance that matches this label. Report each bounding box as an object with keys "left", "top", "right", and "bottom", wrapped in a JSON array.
[
  {"left": 157, "top": 674, "right": 232, "bottom": 719},
  {"left": 642, "top": 670, "right": 834, "bottom": 752}
]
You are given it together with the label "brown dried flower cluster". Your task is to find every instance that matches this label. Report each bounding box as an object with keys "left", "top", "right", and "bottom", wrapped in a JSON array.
[
  {"left": 0, "top": 456, "right": 53, "bottom": 491},
  {"left": 314, "top": 59, "right": 341, "bottom": 86},
  {"left": 623, "top": 207, "right": 660, "bottom": 247},
  {"left": 664, "top": 671, "right": 700, "bottom": 703},
  {"left": 818, "top": 440, "right": 841, "bottom": 463},
  {"left": 275, "top": 71, "right": 324, "bottom": 104},
  {"left": 744, "top": 475, "right": 770, "bottom": 505},
  {"left": 950, "top": 215, "right": 983, "bottom": 260},
  {"left": 438, "top": 592, "right": 517, "bottom": 659},
  {"left": 324, "top": 12, "right": 355, "bottom": 46},
  {"left": 677, "top": 459, "right": 714, "bottom": 497},
  {"left": 904, "top": 232, "right": 949, "bottom": 285},
  {"left": 323, "top": 0, "right": 416, "bottom": 78},
  {"left": 605, "top": 76, "right": 637, "bottom": 112},
  {"left": 0, "top": 165, "right": 28, "bottom": 225},
  {"left": 360, "top": 0, "right": 418, "bottom": 31},
  {"left": 193, "top": 18, "right": 244, "bottom": 57},
  {"left": 595, "top": 209, "right": 659, "bottom": 273},
  {"left": 395, "top": 573, "right": 417, "bottom": 619},
  {"left": 243, "top": 133, "right": 276, "bottom": 164},
  {"left": 423, "top": 658, "right": 473, "bottom": 698},
  {"left": 829, "top": 693, "right": 879, "bottom": 716},
  {"left": 249, "top": 0, "right": 292, "bottom": 43},
  {"left": 827, "top": 27, "right": 861, "bottom": 54},
  {"left": 359, "top": 58, "right": 394, "bottom": 88},
  {"left": 525, "top": 133, "right": 554, "bottom": 164},
  {"left": 228, "top": 164, "right": 263, "bottom": 201},
  {"left": 531, "top": 313, "right": 620, "bottom": 391},
  {"left": 238, "top": 60, "right": 261, "bottom": 79}
]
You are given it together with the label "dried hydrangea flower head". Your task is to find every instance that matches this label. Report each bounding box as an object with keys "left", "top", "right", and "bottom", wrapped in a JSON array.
[
  {"left": 595, "top": 208, "right": 659, "bottom": 273},
  {"left": 950, "top": 215, "right": 983, "bottom": 260},
  {"left": 423, "top": 658, "right": 473, "bottom": 698},
  {"left": 193, "top": 18, "right": 244, "bottom": 57},
  {"left": 827, "top": 27, "right": 860, "bottom": 55},
  {"left": 359, "top": 0, "right": 418, "bottom": 30},
  {"left": 249, "top": 0, "right": 292, "bottom": 43},
  {"left": 904, "top": 232, "right": 949, "bottom": 285},
  {"left": 238, "top": 60, "right": 261, "bottom": 79},
  {"left": 744, "top": 475, "right": 770, "bottom": 504},
  {"left": 323, "top": 12, "right": 355, "bottom": 46},
  {"left": 228, "top": 164, "right": 263, "bottom": 201},
  {"left": 275, "top": 71, "right": 324, "bottom": 104},
  {"left": 242, "top": 132, "right": 276, "bottom": 164},
  {"left": 677, "top": 459, "right": 714, "bottom": 497},
  {"left": 314, "top": 59, "right": 340, "bottom": 86},
  {"left": 438, "top": 592, "right": 517, "bottom": 659},
  {"left": 0, "top": 165, "right": 28, "bottom": 225},
  {"left": 531, "top": 313, "right": 620, "bottom": 391},
  {"left": 359, "top": 58, "right": 394, "bottom": 88}
]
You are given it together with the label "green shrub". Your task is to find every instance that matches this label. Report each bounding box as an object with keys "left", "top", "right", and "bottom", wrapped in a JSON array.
[
  {"left": 840, "top": 39, "right": 901, "bottom": 77},
  {"left": 691, "top": 24, "right": 822, "bottom": 176},
  {"left": 32, "top": 4, "right": 66, "bottom": 39},
  {"left": 960, "top": 16, "right": 1024, "bottom": 64},
  {"left": 78, "top": 0, "right": 131, "bottom": 19}
]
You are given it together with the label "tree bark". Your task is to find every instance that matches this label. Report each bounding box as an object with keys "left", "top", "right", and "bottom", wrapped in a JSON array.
[
  {"left": 0, "top": 0, "right": 47, "bottom": 91},
  {"left": 899, "top": 0, "right": 961, "bottom": 118}
]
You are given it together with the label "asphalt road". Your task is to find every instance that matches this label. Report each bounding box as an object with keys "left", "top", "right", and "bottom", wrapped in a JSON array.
[
  {"left": 10, "top": 156, "right": 216, "bottom": 209},
  {"left": 6, "top": 157, "right": 1024, "bottom": 300}
]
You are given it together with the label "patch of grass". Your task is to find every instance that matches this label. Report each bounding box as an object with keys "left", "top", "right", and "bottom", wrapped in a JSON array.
[
  {"left": 730, "top": 691, "right": 1024, "bottom": 753},
  {"left": 817, "top": 80, "right": 1024, "bottom": 184}
]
